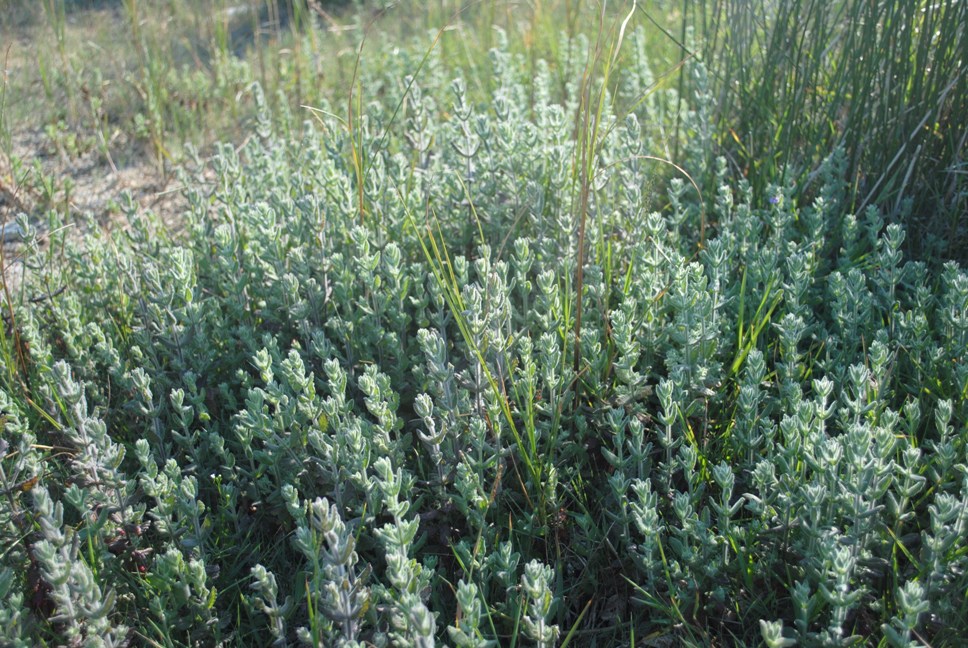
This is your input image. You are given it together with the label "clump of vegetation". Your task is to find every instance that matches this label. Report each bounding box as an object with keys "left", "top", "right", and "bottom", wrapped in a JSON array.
[
  {"left": 687, "top": 0, "right": 967, "bottom": 259},
  {"left": 1, "top": 1, "right": 966, "bottom": 646}
]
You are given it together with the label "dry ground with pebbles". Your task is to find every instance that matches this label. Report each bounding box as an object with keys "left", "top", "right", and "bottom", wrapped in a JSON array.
[{"left": 1, "top": 128, "right": 192, "bottom": 292}]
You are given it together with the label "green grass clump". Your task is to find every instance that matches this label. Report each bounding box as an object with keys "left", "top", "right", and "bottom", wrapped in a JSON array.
[
  {"left": 1, "top": 2, "right": 967, "bottom": 647},
  {"left": 681, "top": 0, "right": 967, "bottom": 260}
]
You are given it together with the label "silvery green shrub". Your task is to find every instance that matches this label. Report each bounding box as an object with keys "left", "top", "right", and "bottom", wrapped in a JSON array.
[{"left": 1, "top": 26, "right": 966, "bottom": 648}]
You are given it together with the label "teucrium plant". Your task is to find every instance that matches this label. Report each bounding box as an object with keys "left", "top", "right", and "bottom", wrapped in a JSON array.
[
  {"left": 31, "top": 487, "right": 127, "bottom": 647},
  {"left": 1, "top": 16, "right": 967, "bottom": 648},
  {"left": 291, "top": 495, "right": 369, "bottom": 646},
  {"left": 520, "top": 560, "right": 559, "bottom": 648}
]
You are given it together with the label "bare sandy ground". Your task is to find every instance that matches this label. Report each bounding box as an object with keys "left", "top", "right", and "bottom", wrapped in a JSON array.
[{"left": 1, "top": 126, "right": 191, "bottom": 292}]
